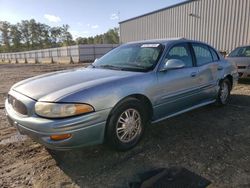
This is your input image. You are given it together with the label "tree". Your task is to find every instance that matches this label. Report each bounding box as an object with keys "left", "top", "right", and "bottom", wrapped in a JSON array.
[
  {"left": 50, "top": 26, "right": 62, "bottom": 47},
  {"left": 38, "top": 23, "right": 51, "bottom": 49},
  {"left": 61, "top": 24, "right": 74, "bottom": 46},
  {"left": 0, "top": 19, "right": 119, "bottom": 52},
  {"left": 29, "top": 19, "right": 39, "bottom": 48},
  {"left": 0, "top": 21, "right": 11, "bottom": 52},
  {"left": 76, "top": 37, "right": 88, "bottom": 44},
  {"left": 76, "top": 27, "right": 119, "bottom": 45},
  {"left": 87, "top": 37, "right": 94, "bottom": 44},
  {"left": 104, "top": 28, "right": 119, "bottom": 44},
  {"left": 10, "top": 24, "right": 22, "bottom": 51},
  {"left": 19, "top": 20, "right": 31, "bottom": 50}
]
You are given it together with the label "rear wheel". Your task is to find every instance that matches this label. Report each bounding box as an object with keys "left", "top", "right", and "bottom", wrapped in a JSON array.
[
  {"left": 106, "top": 98, "right": 148, "bottom": 151},
  {"left": 217, "top": 78, "right": 231, "bottom": 105}
]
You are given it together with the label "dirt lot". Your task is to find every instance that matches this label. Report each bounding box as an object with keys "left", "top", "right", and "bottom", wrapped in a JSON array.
[{"left": 0, "top": 63, "right": 250, "bottom": 188}]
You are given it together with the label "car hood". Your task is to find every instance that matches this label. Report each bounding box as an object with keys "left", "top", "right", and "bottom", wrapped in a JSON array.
[{"left": 12, "top": 67, "right": 141, "bottom": 101}]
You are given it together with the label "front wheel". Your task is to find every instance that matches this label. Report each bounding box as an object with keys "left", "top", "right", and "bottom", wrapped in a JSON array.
[
  {"left": 217, "top": 78, "right": 231, "bottom": 105},
  {"left": 105, "top": 98, "right": 147, "bottom": 151}
]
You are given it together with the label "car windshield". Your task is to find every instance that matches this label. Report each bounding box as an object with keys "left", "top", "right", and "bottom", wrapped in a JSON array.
[
  {"left": 92, "top": 43, "right": 164, "bottom": 72},
  {"left": 228, "top": 46, "right": 250, "bottom": 57}
]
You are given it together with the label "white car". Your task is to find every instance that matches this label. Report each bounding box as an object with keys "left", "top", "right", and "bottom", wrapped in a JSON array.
[{"left": 227, "top": 45, "right": 250, "bottom": 78}]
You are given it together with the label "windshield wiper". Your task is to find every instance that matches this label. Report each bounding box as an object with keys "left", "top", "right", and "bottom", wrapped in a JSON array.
[
  {"left": 125, "top": 62, "right": 150, "bottom": 69},
  {"left": 98, "top": 65, "right": 123, "bottom": 70}
]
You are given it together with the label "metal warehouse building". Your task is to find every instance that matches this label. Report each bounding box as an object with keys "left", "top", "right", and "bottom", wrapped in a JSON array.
[{"left": 119, "top": 0, "right": 250, "bottom": 52}]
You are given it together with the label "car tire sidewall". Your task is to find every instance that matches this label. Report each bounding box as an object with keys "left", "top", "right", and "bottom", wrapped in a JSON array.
[
  {"left": 106, "top": 98, "right": 147, "bottom": 151},
  {"left": 217, "top": 79, "right": 231, "bottom": 105}
]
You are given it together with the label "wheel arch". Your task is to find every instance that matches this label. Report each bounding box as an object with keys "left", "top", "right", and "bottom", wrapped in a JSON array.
[
  {"left": 104, "top": 94, "right": 153, "bottom": 140},
  {"left": 222, "top": 74, "right": 233, "bottom": 90},
  {"left": 107, "top": 94, "right": 153, "bottom": 121}
]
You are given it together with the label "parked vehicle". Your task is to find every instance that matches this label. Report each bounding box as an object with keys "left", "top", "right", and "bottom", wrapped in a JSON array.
[
  {"left": 5, "top": 38, "right": 238, "bottom": 151},
  {"left": 226, "top": 45, "right": 250, "bottom": 78}
]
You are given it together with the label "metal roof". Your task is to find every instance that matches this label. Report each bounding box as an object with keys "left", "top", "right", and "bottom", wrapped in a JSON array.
[{"left": 119, "top": 0, "right": 194, "bottom": 24}]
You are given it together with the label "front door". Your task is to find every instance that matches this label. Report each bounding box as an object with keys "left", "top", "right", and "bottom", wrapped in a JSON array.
[{"left": 154, "top": 43, "right": 200, "bottom": 120}]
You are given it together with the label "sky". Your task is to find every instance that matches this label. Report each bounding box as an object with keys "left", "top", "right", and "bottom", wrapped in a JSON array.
[{"left": 0, "top": 0, "right": 184, "bottom": 39}]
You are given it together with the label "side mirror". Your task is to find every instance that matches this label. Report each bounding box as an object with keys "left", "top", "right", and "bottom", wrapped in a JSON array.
[{"left": 160, "top": 59, "right": 185, "bottom": 71}]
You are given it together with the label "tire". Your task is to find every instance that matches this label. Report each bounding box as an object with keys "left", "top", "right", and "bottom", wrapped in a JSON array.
[
  {"left": 105, "top": 98, "right": 148, "bottom": 151},
  {"left": 217, "top": 78, "right": 231, "bottom": 105}
]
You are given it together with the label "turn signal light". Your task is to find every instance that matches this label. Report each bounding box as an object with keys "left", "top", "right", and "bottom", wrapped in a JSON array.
[{"left": 50, "top": 134, "right": 71, "bottom": 141}]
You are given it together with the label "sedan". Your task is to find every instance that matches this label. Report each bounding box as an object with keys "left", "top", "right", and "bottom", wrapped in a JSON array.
[
  {"left": 226, "top": 45, "right": 250, "bottom": 78},
  {"left": 5, "top": 39, "right": 238, "bottom": 151}
]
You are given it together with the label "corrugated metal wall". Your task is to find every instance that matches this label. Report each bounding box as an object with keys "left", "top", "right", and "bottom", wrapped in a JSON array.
[{"left": 120, "top": 0, "right": 250, "bottom": 52}]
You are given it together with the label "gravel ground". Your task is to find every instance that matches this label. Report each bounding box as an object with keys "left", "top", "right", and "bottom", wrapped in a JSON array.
[{"left": 0, "top": 63, "right": 250, "bottom": 188}]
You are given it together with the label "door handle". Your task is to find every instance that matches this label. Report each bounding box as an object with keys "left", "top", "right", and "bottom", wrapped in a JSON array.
[
  {"left": 190, "top": 72, "right": 197, "bottom": 77},
  {"left": 218, "top": 66, "right": 223, "bottom": 71}
]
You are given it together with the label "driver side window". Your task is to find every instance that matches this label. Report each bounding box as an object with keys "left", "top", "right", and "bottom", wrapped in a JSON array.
[{"left": 165, "top": 43, "right": 193, "bottom": 67}]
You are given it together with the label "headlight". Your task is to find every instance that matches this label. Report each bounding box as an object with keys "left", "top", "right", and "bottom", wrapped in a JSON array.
[{"left": 35, "top": 102, "right": 94, "bottom": 118}]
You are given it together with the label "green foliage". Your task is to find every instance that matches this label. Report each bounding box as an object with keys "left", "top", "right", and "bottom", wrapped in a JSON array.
[
  {"left": 0, "top": 21, "right": 11, "bottom": 52},
  {"left": 0, "top": 19, "right": 119, "bottom": 53},
  {"left": 75, "top": 28, "right": 119, "bottom": 45}
]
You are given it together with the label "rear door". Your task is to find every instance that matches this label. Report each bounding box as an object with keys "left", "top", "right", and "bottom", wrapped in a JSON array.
[{"left": 191, "top": 43, "right": 220, "bottom": 101}]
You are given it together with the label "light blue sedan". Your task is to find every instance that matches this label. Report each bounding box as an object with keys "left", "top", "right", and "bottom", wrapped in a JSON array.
[{"left": 5, "top": 39, "right": 238, "bottom": 151}]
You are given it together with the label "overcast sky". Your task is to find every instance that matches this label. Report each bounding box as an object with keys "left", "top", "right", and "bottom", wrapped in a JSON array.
[{"left": 0, "top": 0, "right": 184, "bottom": 38}]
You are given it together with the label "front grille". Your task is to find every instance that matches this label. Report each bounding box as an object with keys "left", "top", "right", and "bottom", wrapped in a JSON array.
[
  {"left": 238, "top": 66, "right": 246, "bottom": 69},
  {"left": 8, "top": 95, "right": 28, "bottom": 115}
]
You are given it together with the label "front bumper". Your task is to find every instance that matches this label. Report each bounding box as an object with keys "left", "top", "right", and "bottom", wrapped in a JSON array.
[{"left": 5, "top": 91, "right": 111, "bottom": 150}]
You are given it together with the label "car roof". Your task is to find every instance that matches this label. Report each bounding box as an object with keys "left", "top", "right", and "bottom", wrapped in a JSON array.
[
  {"left": 126, "top": 38, "right": 188, "bottom": 45},
  {"left": 234, "top": 45, "right": 250, "bottom": 49},
  {"left": 124, "top": 38, "right": 222, "bottom": 57},
  {"left": 125, "top": 38, "right": 210, "bottom": 46}
]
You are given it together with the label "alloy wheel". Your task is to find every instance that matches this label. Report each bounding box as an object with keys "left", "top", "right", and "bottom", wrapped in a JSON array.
[{"left": 116, "top": 108, "right": 142, "bottom": 143}]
